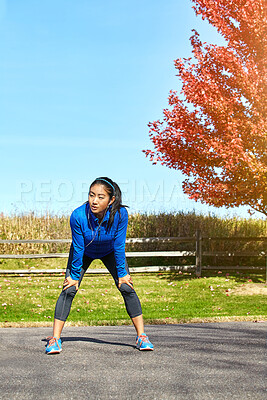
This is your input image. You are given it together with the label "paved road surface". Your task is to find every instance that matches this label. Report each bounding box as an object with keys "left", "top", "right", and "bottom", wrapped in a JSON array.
[{"left": 0, "top": 322, "right": 266, "bottom": 400}]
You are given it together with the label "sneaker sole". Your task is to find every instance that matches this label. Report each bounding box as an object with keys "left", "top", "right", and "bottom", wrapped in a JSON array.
[
  {"left": 136, "top": 347, "right": 154, "bottom": 351},
  {"left": 46, "top": 349, "right": 62, "bottom": 354}
]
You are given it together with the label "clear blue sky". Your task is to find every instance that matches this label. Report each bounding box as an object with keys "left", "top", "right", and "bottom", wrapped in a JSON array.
[{"left": 0, "top": 0, "right": 260, "bottom": 218}]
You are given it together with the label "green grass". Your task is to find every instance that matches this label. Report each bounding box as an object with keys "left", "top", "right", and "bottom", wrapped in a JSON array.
[
  {"left": 0, "top": 258, "right": 104, "bottom": 270},
  {"left": 0, "top": 271, "right": 266, "bottom": 327}
]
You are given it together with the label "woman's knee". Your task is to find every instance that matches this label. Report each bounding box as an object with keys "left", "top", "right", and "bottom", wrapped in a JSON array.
[
  {"left": 118, "top": 283, "right": 135, "bottom": 295},
  {"left": 62, "top": 286, "right": 77, "bottom": 298}
]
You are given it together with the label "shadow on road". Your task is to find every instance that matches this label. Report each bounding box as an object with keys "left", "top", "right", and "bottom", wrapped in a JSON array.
[{"left": 41, "top": 336, "right": 135, "bottom": 348}]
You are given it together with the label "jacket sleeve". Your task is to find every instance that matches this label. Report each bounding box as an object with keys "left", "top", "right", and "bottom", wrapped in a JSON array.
[
  {"left": 69, "top": 211, "right": 85, "bottom": 280},
  {"left": 114, "top": 208, "right": 128, "bottom": 278}
]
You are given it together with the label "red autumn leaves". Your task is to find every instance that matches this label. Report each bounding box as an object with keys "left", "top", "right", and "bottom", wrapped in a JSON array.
[{"left": 144, "top": 0, "right": 266, "bottom": 216}]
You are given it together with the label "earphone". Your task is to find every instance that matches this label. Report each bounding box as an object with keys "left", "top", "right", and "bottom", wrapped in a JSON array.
[{"left": 108, "top": 197, "right": 115, "bottom": 206}]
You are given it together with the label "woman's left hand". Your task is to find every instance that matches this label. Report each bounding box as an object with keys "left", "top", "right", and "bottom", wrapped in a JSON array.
[
  {"left": 63, "top": 276, "right": 79, "bottom": 291},
  {"left": 118, "top": 274, "right": 133, "bottom": 289}
]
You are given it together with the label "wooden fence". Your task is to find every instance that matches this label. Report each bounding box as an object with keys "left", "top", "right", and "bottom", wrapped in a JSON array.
[{"left": 0, "top": 232, "right": 266, "bottom": 277}]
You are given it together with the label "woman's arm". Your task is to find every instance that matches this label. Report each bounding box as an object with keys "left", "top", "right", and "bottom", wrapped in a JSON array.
[
  {"left": 69, "top": 211, "right": 85, "bottom": 281},
  {"left": 114, "top": 208, "right": 128, "bottom": 279}
]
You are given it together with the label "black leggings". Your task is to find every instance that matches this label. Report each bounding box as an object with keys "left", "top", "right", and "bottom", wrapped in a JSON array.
[{"left": 54, "top": 246, "right": 142, "bottom": 321}]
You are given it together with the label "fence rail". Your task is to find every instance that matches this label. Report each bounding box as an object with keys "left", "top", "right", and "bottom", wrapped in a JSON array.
[
  {"left": 0, "top": 233, "right": 266, "bottom": 277},
  {"left": 0, "top": 250, "right": 196, "bottom": 259},
  {"left": 0, "top": 237, "right": 195, "bottom": 244}
]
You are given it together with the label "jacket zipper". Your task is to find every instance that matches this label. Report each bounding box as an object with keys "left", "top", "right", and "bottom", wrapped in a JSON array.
[{"left": 98, "top": 221, "right": 101, "bottom": 240}]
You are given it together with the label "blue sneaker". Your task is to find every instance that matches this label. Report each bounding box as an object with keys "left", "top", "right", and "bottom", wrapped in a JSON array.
[
  {"left": 45, "top": 336, "right": 62, "bottom": 354},
  {"left": 136, "top": 333, "right": 154, "bottom": 351}
]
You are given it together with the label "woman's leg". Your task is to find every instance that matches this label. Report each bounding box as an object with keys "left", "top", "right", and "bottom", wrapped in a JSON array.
[
  {"left": 131, "top": 315, "right": 145, "bottom": 337},
  {"left": 52, "top": 319, "right": 65, "bottom": 340},
  {"left": 101, "top": 252, "right": 145, "bottom": 336},
  {"left": 52, "top": 246, "right": 92, "bottom": 338}
]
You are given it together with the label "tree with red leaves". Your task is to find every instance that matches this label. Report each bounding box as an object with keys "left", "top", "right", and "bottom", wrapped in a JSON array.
[{"left": 144, "top": 0, "right": 266, "bottom": 216}]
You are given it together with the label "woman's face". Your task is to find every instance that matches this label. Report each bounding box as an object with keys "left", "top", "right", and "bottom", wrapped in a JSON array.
[{"left": 88, "top": 184, "right": 115, "bottom": 217}]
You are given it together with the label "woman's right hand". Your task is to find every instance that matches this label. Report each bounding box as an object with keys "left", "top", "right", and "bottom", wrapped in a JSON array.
[
  {"left": 118, "top": 274, "right": 133, "bottom": 289},
  {"left": 63, "top": 276, "right": 79, "bottom": 291}
]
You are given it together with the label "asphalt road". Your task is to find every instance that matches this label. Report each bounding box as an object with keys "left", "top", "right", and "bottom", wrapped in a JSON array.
[{"left": 0, "top": 322, "right": 266, "bottom": 400}]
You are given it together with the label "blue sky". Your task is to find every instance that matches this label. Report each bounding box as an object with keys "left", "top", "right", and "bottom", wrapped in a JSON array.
[{"left": 0, "top": 0, "right": 260, "bottom": 218}]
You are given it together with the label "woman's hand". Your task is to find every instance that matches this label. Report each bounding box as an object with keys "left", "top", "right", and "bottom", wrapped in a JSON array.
[
  {"left": 118, "top": 274, "right": 133, "bottom": 289},
  {"left": 63, "top": 276, "right": 79, "bottom": 291}
]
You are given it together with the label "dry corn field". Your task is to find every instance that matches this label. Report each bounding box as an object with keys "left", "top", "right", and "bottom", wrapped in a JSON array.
[{"left": 0, "top": 212, "right": 266, "bottom": 264}]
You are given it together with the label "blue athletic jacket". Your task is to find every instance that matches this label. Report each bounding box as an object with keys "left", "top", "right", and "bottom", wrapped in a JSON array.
[{"left": 69, "top": 202, "right": 128, "bottom": 280}]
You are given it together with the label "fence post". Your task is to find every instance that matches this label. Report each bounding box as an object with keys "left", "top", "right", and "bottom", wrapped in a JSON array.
[{"left": 196, "top": 230, "right": 202, "bottom": 277}]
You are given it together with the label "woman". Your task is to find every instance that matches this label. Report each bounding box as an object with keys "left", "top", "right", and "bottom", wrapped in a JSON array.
[{"left": 46, "top": 177, "right": 154, "bottom": 353}]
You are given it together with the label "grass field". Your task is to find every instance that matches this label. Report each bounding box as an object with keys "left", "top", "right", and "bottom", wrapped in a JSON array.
[
  {"left": 0, "top": 212, "right": 266, "bottom": 327},
  {"left": 1, "top": 270, "right": 266, "bottom": 328},
  {"left": 0, "top": 258, "right": 103, "bottom": 271}
]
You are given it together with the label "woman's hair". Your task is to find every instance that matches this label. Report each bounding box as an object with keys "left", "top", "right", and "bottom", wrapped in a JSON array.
[{"left": 89, "top": 177, "right": 127, "bottom": 228}]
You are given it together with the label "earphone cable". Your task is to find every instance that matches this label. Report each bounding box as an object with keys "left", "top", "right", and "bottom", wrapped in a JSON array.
[{"left": 86, "top": 205, "right": 109, "bottom": 247}]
